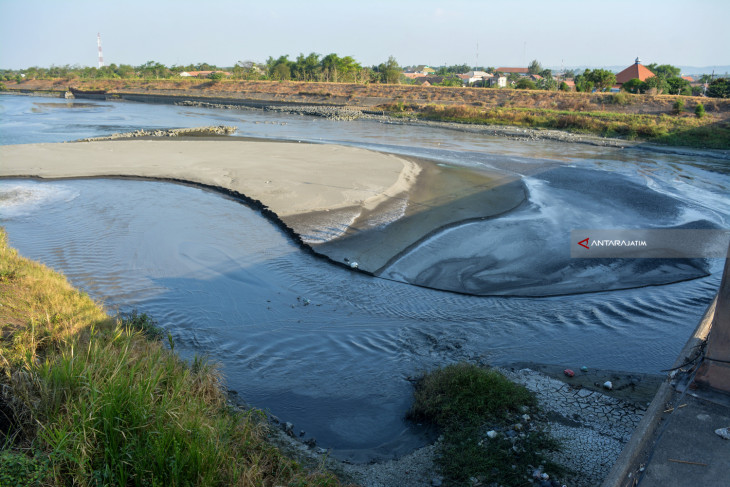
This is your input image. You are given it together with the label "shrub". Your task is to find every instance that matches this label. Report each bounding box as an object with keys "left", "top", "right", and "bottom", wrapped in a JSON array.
[
  {"left": 695, "top": 103, "right": 705, "bottom": 118},
  {"left": 673, "top": 98, "right": 685, "bottom": 114},
  {"left": 612, "top": 92, "right": 630, "bottom": 106},
  {"left": 408, "top": 363, "right": 564, "bottom": 486}
]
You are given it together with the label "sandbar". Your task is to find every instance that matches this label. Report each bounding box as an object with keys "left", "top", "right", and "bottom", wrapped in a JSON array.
[{"left": 0, "top": 139, "right": 525, "bottom": 283}]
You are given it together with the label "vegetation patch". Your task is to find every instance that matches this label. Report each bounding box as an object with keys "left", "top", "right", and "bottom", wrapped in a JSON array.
[
  {"left": 0, "top": 228, "right": 341, "bottom": 486},
  {"left": 385, "top": 103, "right": 730, "bottom": 149},
  {"left": 408, "top": 363, "right": 566, "bottom": 486}
]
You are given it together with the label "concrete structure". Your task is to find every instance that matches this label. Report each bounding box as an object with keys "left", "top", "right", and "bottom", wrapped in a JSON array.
[
  {"left": 489, "top": 75, "right": 507, "bottom": 88},
  {"left": 460, "top": 71, "right": 493, "bottom": 86},
  {"left": 602, "top": 243, "right": 730, "bottom": 487}
]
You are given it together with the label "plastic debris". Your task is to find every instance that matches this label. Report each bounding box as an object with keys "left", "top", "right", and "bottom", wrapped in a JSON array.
[
  {"left": 564, "top": 369, "right": 575, "bottom": 377},
  {"left": 349, "top": 262, "right": 359, "bottom": 269},
  {"left": 603, "top": 381, "right": 613, "bottom": 390},
  {"left": 522, "top": 414, "right": 531, "bottom": 422},
  {"left": 486, "top": 430, "right": 498, "bottom": 439},
  {"left": 580, "top": 366, "right": 589, "bottom": 372},
  {"left": 715, "top": 427, "right": 730, "bottom": 440}
]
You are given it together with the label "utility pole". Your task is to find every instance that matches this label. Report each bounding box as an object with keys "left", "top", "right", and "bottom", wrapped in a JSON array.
[{"left": 97, "top": 33, "right": 104, "bottom": 68}]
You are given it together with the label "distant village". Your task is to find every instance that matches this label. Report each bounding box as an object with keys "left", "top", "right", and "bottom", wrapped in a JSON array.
[
  {"left": 170, "top": 57, "right": 723, "bottom": 97},
  {"left": 3, "top": 55, "right": 728, "bottom": 98}
]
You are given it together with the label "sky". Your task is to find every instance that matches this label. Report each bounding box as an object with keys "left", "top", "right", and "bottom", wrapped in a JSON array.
[{"left": 1, "top": 0, "right": 728, "bottom": 71}]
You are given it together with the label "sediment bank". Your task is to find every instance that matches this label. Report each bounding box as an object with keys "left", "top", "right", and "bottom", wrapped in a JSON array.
[{"left": 0, "top": 138, "right": 523, "bottom": 285}]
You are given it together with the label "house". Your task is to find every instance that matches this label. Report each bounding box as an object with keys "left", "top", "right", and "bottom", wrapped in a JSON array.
[
  {"left": 414, "top": 65, "right": 436, "bottom": 75},
  {"left": 681, "top": 75, "right": 694, "bottom": 82},
  {"left": 403, "top": 72, "right": 427, "bottom": 80},
  {"left": 614, "top": 58, "right": 654, "bottom": 87},
  {"left": 489, "top": 75, "right": 507, "bottom": 88},
  {"left": 529, "top": 74, "right": 543, "bottom": 81},
  {"left": 495, "top": 67, "right": 529, "bottom": 75},
  {"left": 414, "top": 76, "right": 444, "bottom": 86},
  {"left": 460, "top": 71, "right": 493, "bottom": 86}
]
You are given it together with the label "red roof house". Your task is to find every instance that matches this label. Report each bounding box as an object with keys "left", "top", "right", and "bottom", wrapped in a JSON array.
[
  {"left": 615, "top": 58, "right": 655, "bottom": 86},
  {"left": 495, "top": 67, "right": 529, "bottom": 75}
]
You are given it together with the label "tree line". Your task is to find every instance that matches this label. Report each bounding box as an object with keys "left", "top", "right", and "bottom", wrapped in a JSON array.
[
  {"left": 2, "top": 55, "right": 728, "bottom": 98},
  {"left": 0, "top": 53, "right": 406, "bottom": 85}
]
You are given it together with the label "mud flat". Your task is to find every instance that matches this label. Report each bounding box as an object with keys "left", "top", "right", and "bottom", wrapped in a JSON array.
[{"left": 0, "top": 138, "right": 523, "bottom": 281}]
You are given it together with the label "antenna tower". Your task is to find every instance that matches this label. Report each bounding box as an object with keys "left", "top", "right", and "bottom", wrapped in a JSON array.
[{"left": 97, "top": 33, "right": 104, "bottom": 68}]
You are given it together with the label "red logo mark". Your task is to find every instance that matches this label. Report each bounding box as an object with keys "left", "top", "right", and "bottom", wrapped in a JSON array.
[{"left": 578, "top": 238, "right": 590, "bottom": 249}]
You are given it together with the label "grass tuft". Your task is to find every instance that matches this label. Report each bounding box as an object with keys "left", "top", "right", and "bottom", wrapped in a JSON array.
[{"left": 409, "top": 363, "right": 566, "bottom": 486}]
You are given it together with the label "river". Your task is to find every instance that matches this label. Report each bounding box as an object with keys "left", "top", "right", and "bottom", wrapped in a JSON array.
[{"left": 1, "top": 94, "right": 728, "bottom": 461}]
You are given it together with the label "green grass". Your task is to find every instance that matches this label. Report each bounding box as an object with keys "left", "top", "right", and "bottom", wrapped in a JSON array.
[
  {"left": 384, "top": 103, "right": 730, "bottom": 149},
  {"left": 408, "top": 363, "right": 566, "bottom": 486},
  {"left": 0, "top": 228, "right": 343, "bottom": 487}
]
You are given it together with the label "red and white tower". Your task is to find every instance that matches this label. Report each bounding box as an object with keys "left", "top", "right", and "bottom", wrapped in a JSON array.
[{"left": 97, "top": 33, "right": 104, "bottom": 68}]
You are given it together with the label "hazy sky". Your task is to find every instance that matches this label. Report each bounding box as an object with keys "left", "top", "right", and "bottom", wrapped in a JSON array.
[{"left": 1, "top": 0, "right": 728, "bottom": 70}]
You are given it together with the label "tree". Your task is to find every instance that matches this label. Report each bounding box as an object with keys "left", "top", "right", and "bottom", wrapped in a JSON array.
[
  {"left": 562, "top": 69, "right": 575, "bottom": 79},
  {"left": 537, "top": 77, "right": 558, "bottom": 91},
  {"left": 439, "top": 76, "right": 463, "bottom": 87},
  {"left": 646, "top": 63, "right": 681, "bottom": 78},
  {"left": 666, "top": 76, "right": 691, "bottom": 95},
  {"left": 707, "top": 78, "right": 730, "bottom": 98},
  {"left": 559, "top": 81, "right": 570, "bottom": 91},
  {"left": 515, "top": 78, "right": 536, "bottom": 90},
  {"left": 643, "top": 75, "right": 669, "bottom": 94},
  {"left": 293, "top": 52, "right": 321, "bottom": 81},
  {"left": 573, "top": 70, "right": 594, "bottom": 92},
  {"left": 271, "top": 63, "right": 291, "bottom": 80},
  {"left": 528, "top": 59, "right": 542, "bottom": 75},
  {"left": 621, "top": 78, "right": 645, "bottom": 94},
  {"left": 377, "top": 56, "right": 402, "bottom": 84},
  {"left": 585, "top": 69, "right": 616, "bottom": 92},
  {"left": 539, "top": 68, "right": 552, "bottom": 80}
]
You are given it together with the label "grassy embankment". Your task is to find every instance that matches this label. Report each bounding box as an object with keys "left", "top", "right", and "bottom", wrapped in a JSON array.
[
  {"left": 409, "top": 363, "right": 566, "bottom": 486},
  {"left": 383, "top": 94, "right": 730, "bottom": 150},
  {"left": 4, "top": 79, "right": 729, "bottom": 149},
  {"left": 0, "top": 229, "right": 341, "bottom": 486}
]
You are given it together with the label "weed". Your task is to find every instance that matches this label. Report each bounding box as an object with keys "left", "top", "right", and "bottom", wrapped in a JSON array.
[{"left": 409, "top": 363, "right": 566, "bottom": 486}]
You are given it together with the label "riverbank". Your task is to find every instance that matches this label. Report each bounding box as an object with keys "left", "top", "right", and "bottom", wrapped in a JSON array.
[
  {"left": 3, "top": 79, "right": 730, "bottom": 151},
  {"left": 268, "top": 363, "right": 661, "bottom": 487},
  {"left": 0, "top": 138, "right": 525, "bottom": 286}
]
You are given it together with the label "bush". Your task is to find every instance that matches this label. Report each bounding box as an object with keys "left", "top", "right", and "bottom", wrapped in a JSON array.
[
  {"left": 408, "top": 363, "right": 565, "bottom": 486},
  {"left": 612, "top": 92, "right": 630, "bottom": 105},
  {"left": 673, "top": 98, "right": 685, "bottom": 114},
  {"left": 409, "top": 363, "right": 535, "bottom": 427},
  {"left": 0, "top": 82, "right": 6, "bottom": 91},
  {"left": 695, "top": 103, "right": 705, "bottom": 118},
  {"left": 515, "top": 78, "right": 537, "bottom": 90}
]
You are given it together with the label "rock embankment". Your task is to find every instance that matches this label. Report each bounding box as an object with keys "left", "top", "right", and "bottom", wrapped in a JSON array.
[
  {"left": 176, "top": 100, "right": 363, "bottom": 121},
  {"left": 75, "top": 125, "right": 236, "bottom": 142}
]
